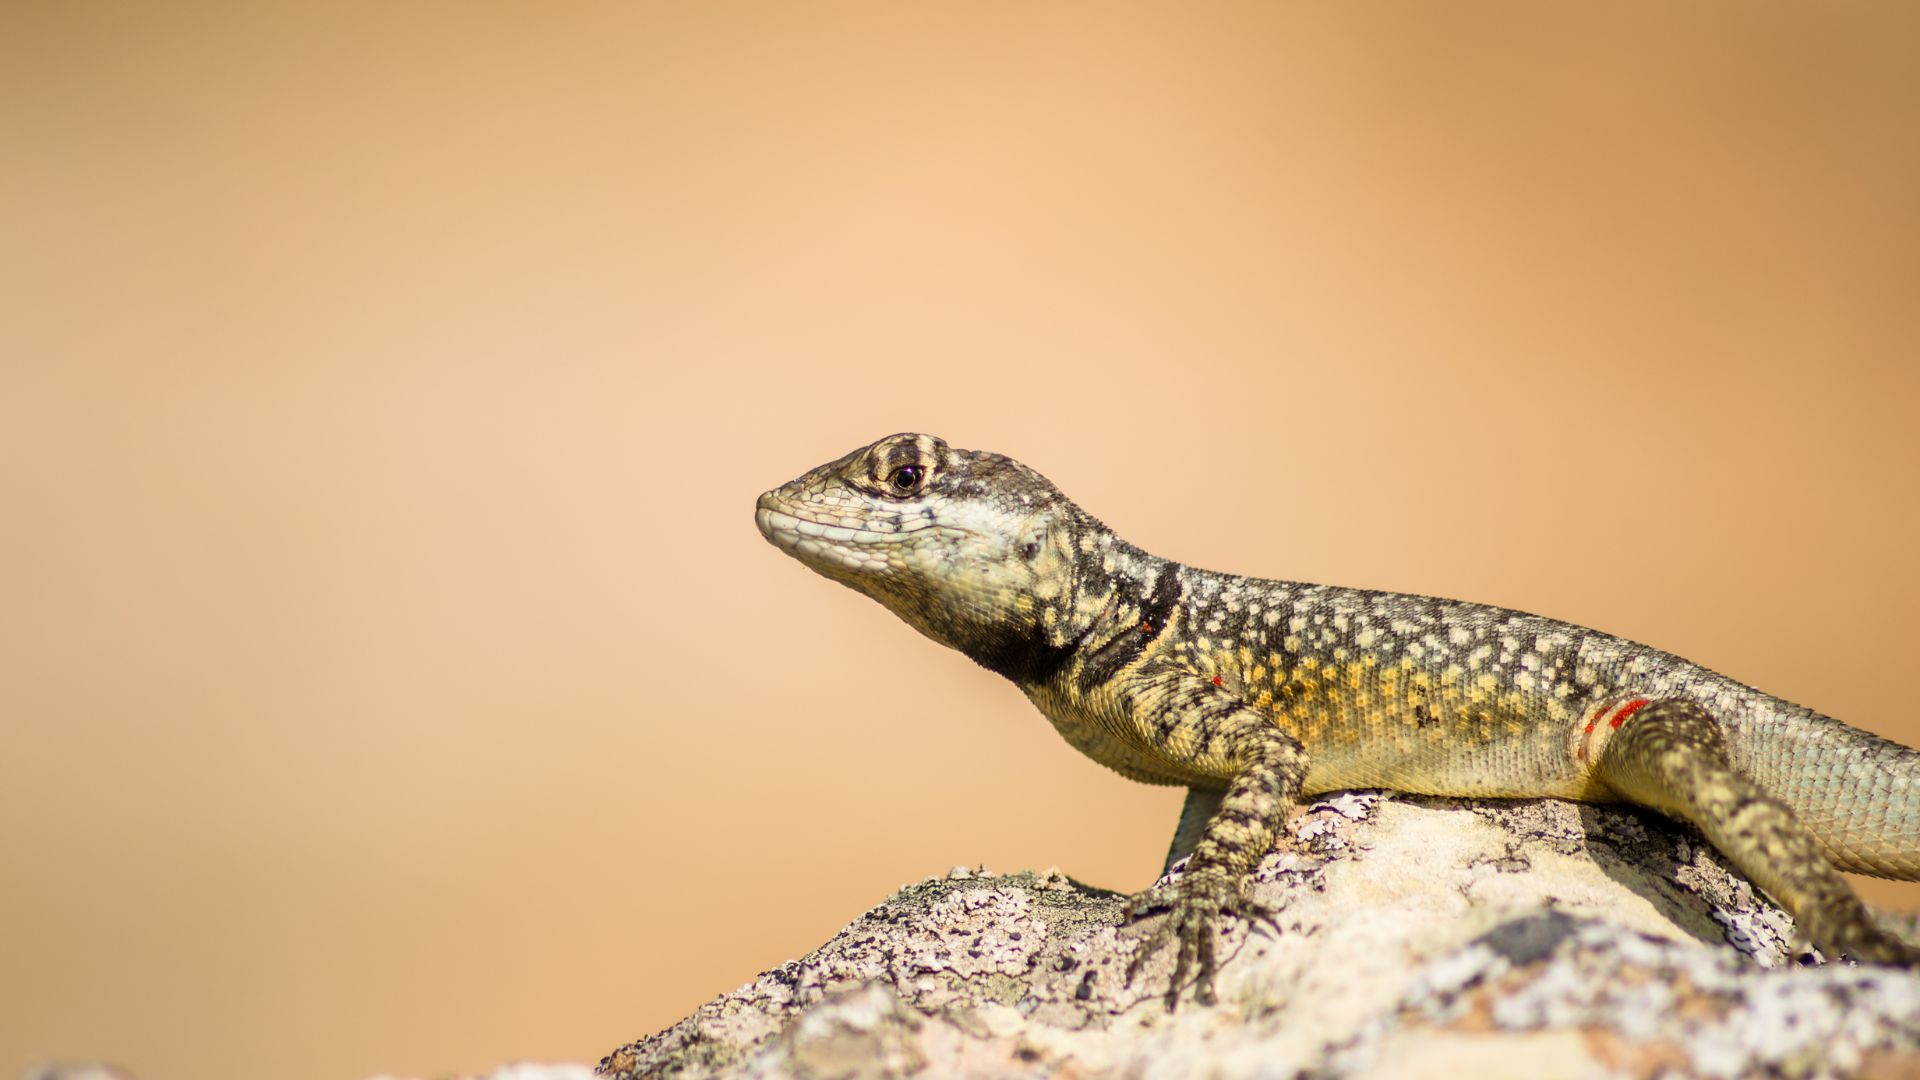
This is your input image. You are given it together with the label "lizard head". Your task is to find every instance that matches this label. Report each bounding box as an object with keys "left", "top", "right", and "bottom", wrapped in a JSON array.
[{"left": 755, "top": 432, "right": 1088, "bottom": 681}]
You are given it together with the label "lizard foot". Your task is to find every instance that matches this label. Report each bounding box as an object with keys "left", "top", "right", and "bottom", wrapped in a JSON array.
[{"left": 1122, "top": 869, "right": 1278, "bottom": 1010}]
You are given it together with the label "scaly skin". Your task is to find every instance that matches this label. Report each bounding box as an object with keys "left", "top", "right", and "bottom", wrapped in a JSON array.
[{"left": 756, "top": 432, "right": 1920, "bottom": 1006}]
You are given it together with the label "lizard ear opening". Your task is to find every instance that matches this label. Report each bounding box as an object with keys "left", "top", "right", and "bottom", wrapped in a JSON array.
[{"left": 1019, "top": 525, "right": 1047, "bottom": 561}]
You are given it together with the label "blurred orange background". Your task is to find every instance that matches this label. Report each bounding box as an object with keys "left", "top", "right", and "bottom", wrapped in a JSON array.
[{"left": 4, "top": 4, "right": 1917, "bottom": 1079}]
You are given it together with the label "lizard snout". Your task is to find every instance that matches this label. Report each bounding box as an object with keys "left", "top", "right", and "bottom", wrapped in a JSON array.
[{"left": 753, "top": 491, "right": 784, "bottom": 544}]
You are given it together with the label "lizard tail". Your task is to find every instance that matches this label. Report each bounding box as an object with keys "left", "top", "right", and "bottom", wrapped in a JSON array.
[{"left": 1727, "top": 702, "right": 1920, "bottom": 880}]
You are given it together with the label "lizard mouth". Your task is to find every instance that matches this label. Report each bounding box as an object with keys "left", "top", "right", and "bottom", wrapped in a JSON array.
[{"left": 755, "top": 495, "right": 901, "bottom": 573}]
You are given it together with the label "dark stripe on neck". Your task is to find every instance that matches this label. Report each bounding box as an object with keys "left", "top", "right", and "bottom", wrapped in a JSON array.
[
  {"left": 1076, "top": 562, "right": 1181, "bottom": 692},
  {"left": 959, "top": 621, "right": 1077, "bottom": 686}
]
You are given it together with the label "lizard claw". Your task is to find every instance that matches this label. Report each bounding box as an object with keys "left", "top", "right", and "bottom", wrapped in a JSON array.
[{"left": 1122, "top": 870, "right": 1277, "bottom": 1010}]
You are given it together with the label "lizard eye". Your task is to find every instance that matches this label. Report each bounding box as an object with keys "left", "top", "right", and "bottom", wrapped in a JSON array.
[{"left": 887, "top": 464, "right": 925, "bottom": 495}]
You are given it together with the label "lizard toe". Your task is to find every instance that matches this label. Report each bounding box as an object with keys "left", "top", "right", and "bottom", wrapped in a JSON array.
[{"left": 1122, "top": 870, "right": 1263, "bottom": 1010}]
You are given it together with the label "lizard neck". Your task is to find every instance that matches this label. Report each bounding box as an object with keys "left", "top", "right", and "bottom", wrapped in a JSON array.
[{"left": 958, "top": 523, "right": 1179, "bottom": 689}]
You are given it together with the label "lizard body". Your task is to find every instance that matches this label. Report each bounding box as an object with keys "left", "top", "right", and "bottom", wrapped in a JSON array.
[{"left": 757, "top": 432, "right": 1920, "bottom": 1005}]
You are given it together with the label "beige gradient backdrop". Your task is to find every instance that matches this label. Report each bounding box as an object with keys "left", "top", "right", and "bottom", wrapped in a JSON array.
[{"left": 4, "top": 4, "right": 1918, "bottom": 1079}]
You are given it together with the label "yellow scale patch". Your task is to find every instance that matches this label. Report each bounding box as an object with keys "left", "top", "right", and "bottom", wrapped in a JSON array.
[{"left": 1255, "top": 655, "right": 1537, "bottom": 761}]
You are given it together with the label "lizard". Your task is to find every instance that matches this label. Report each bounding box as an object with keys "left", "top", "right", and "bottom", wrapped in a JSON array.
[{"left": 754, "top": 431, "right": 1920, "bottom": 1008}]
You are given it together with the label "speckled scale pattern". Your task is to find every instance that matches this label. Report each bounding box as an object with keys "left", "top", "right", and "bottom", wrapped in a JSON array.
[{"left": 757, "top": 432, "right": 1920, "bottom": 998}]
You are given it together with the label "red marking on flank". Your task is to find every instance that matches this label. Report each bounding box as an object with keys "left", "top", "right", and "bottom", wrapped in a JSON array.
[
  {"left": 1210, "top": 675, "right": 1224, "bottom": 687},
  {"left": 1138, "top": 621, "right": 1153, "bottom": 633},
  {"left": 1609, "top": 698, "right": 1652, "bottom": 729}
]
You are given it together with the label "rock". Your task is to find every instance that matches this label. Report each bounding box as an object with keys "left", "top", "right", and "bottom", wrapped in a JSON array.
[{"left": 599, "top": 795, "right": 1920, "bottom": 1079}]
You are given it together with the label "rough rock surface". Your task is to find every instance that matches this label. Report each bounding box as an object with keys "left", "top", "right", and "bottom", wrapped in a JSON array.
[{"left": 600, "top": 795, "right": 1920, "bottom": 1079}]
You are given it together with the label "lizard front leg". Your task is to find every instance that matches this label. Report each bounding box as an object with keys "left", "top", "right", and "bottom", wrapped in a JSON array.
[
  {"left": 1115, "top": 663, "right": 1307, "bottom": 1008},
  {"left": 1590, "top": 698, "right": 1920, "bottom": 965}
]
